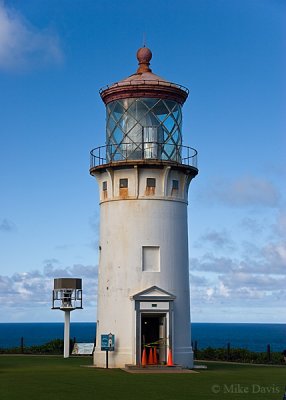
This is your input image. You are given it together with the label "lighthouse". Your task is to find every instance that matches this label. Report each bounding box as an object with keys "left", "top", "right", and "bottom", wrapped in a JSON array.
[{"left": 90, "top": 47, "right": 198, "bottom": 368}]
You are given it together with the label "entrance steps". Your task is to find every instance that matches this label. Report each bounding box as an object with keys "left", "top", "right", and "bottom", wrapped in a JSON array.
[
  {"left": 125, "top": 364, "right": 184, "bottom": 370},
  {"left": 123, "top": 364, "right": 197, "bottom": 373}
]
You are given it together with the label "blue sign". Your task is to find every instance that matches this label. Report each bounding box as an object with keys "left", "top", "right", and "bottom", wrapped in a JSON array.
[{"left": 101, "top": 333, "right": 115, "bottom": 351}]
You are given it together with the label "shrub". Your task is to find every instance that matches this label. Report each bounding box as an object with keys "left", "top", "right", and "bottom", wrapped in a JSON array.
[
  {"left": 0, "top": 339, "right": 72, "bottom": 355},
  {"left": 195, "top": 347, "right": 284, "bottom": 365}
]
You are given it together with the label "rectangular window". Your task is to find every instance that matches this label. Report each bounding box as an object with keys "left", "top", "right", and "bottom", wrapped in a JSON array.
[
  {"left": 172, "top": 179, "right": 179, "bottom": 190},
  {"left": 119, "top": 178, "right": 128, "bottom": 188},
  {"left": 146, "top": 178, "right": 156, "bottom": 188},
  {"left": 102, "top": 181, "right": 107, "bottom": 191},
  {"left": 142, "top": 246, "right": 160, "bottom": 272}
]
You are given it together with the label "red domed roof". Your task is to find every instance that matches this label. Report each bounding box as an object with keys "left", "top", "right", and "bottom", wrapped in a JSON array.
[{"left": 100, "top": 47, "right": 189, "bottom": 105}]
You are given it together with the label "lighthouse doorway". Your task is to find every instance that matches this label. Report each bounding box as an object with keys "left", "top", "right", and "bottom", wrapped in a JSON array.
[
  {"left": 132, "top": 286, "right": 175, "bottom": 366},
  {"left": 141, "top": 313, "right": 167, "bottom": 364}
]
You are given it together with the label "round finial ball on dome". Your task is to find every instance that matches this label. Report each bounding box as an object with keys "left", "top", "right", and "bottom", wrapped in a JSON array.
[{"left": 137, "top": 47, "right": 152, "bottom": 64}]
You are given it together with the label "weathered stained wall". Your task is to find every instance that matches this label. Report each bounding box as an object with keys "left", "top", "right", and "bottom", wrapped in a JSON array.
[{"left": 93, "top": 165, "right": 194, "bottom": 368}]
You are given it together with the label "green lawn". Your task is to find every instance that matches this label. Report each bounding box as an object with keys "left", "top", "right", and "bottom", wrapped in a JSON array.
[{"left": 0, "top": 356, "right": 285, "bottom": 400}]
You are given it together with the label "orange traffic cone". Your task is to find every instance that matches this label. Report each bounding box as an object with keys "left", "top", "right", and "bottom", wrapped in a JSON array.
[
  {"left": 153, "top": 347, "right": 158, "bottom": 365},
  {"left": 141, "top": 347, "right": 147, "bottom": 367},
  {"left": 167, "top": 348, "right": 174, "bottom": 366},
  {"left": 148, "top": 347, "right": 154, "bottom": 364}
]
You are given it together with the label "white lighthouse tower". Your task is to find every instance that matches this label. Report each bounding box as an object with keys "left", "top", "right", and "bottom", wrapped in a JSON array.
[{"left": 90, "top": 47, "right": 198, "bottom": 368}]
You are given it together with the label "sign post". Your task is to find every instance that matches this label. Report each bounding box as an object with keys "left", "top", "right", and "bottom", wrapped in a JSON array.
[{"left": 101, "top": 333, "right": 115, "bottom": 369}]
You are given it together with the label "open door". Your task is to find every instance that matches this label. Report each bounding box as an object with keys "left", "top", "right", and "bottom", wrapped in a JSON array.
[
  {"left": 132, "top": 286, "right": 175, "bottom": 366},
  {"left": 141, "top": 313, "right": 167, "bottom": 364}
]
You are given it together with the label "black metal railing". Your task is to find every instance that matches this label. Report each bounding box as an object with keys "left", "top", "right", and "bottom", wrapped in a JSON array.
[{"left": 90, "top": 142, "right": 198, "bottom": 169}]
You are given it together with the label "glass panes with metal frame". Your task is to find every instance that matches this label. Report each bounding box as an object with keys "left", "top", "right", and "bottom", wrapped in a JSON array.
[{"left": 106, "top": 98, "right": 182, "bottom": 162}]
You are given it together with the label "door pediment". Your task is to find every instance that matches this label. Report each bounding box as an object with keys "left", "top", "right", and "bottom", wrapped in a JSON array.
[{"left": 131, "top": 286, "right": 176, "bottom": 301}]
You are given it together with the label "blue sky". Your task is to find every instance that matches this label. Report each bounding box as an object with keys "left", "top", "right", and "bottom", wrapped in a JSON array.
[{"left": 0, "top": 0, "right": 285, "bottom": 323}]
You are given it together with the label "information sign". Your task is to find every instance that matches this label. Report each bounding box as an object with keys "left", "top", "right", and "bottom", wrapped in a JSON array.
[{"left": 101, "top": 333, "right": 115, "bottom": 351}]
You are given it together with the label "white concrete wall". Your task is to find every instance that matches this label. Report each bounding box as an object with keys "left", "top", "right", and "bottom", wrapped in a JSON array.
[{"left": 93, "top": 165, "right": 194, "bottom": 368}]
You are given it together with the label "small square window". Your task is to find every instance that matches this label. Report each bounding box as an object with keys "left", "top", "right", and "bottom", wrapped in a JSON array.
[
  {"left": 142, "top": 246, "right": 160, "bottom": 272},
  {"left": 119, "top": 178, "right": 128, "bottom": 188},
  {"left": 147, "top": 178, "right": 156, "bottom": 188},
  {"left": 172, "top": 180, "right": 179, "bottom": 190},
  {"left": 102, "top": 181, "right": 107, "bottom": 191}
]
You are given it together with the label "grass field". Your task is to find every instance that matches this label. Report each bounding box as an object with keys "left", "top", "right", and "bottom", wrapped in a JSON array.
[{"left": 0, "top": 356, "right": 285, "bottom": 400}]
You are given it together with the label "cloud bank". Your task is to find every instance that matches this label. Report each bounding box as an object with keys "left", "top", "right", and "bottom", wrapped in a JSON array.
[
  {"left": 190, "top": 221, "right": 286, "bottom": 321},
  {"left": 0, "top": 262, "right": 97, "bottom": 321}
]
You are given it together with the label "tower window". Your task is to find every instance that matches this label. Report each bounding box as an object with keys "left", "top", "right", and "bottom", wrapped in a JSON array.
[
  {"left": 172, "top": 180, "right": 179, "bottom": 190},
  {"left": 119, "top": 178, "right": 128, "bottom": 188},
  {"left": 146, "top": 178, "right": 156, "bottom": 188},
  {"left": 102, "top": 181, "right": 107, "bottom": 191},
  {"left": 142, "top": 246, "right": 160, "bottom": 272}
]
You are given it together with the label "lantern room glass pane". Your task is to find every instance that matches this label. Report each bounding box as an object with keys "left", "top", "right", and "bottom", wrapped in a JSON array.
[{"left": 106, "top": 98, "right": 182, "bottom": 162}]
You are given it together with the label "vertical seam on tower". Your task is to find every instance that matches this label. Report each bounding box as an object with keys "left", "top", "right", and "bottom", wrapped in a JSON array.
[
  {"left": 106, "top": 168, "right": 114, "bottom": 199},
  {"left": 134, "top": 165, "right": 139, "bottom": 198},
  {"left": 162, "top": 166, "right": 171, "bottom": 196}
]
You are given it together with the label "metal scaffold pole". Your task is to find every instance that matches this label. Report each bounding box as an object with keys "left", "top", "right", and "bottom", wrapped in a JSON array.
[{"left": 64, "top": 310, "right": 70, "bottom": 358}]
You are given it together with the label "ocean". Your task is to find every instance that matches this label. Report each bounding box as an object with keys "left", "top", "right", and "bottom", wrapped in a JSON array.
[{"left": 0, "top": 323, "right": 285, "bottom": 352}]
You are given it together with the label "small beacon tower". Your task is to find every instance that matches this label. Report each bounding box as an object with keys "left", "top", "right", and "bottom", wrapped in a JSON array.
[
  {"left": 52, "top": 278, "right": 82, "bottom": 358},
  {"left": 90, "top": 48, "right": 198, "bottom": 368}
]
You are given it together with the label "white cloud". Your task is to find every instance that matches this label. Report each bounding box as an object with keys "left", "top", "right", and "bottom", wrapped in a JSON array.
[
  {"left": 191, "top": 254, "right": 237, "bottom": 273},
  {"left": 0, "top": 263, "right": 98, "bottom": 313},
  {"left": 0, "top": 2, "right": 63, "bottom": 71},
  {"left": 191, "top": 271, "right": 286, "bottom": 310},
  {"left": 262, "top": 241, "right": 286, "bottom": 270},
  {"left": 191, "top": 235, "right": 286, "bottom": 275},
  {"left": 273, "top": 210, "right": 286, "bottom": 237},
  {"left": 197, "top": 229, "right": 235, "bottom": 250},
  {"left": 190, "top": 233, "right": 286, "bottom": 317},
  {"left": 190, "top": 273, "right": 208, "bottom": 286},
  {"left": 225, "top": 177, "right": 280, "bottom": 207},
  {"left": 206, "top": 287, "right": 214, "bottom": 300},
  {"left": 221, "top": 272, "right": 286, "bottom": 291},
  {"left": 218, "top": 281, "right": 230, "bottom": 297},
  {"left": 200, "top": 176, "right": 280, "bottom": 208},
  {"left": 240, "top": 217, "right": 264, "bottom": 235}
]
